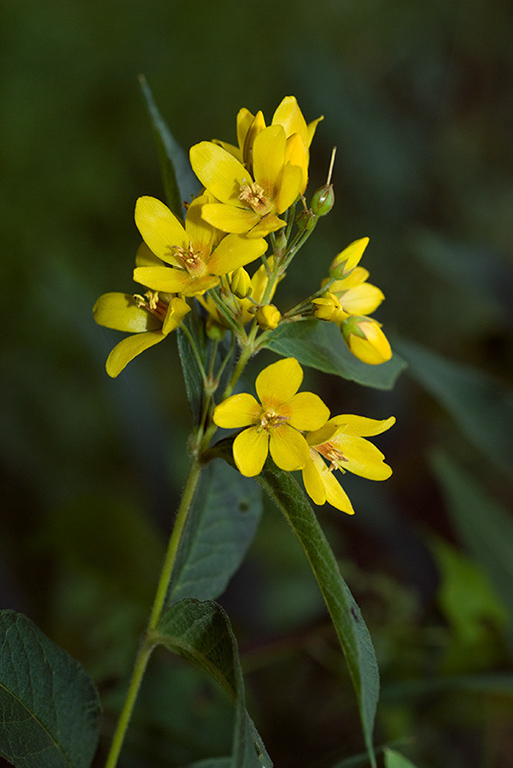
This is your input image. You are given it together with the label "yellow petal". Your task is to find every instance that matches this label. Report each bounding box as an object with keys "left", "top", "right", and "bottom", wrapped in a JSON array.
[
  {"left": 256, "top": 357, "right": 303, "bottom": 407},
  {"left": 233, "top": 427, "right": 269, "bottom": 476},
  {"left": 237, "top": 107, "right": 256, "bottom": 152},
  {"left": 302, "top": 451, "right": 327, "bottom": 505},
  {"left": 306, "top": 115, "right": 324, "bottom": 148},
  {"left": 272, "top": 96, "right": 308, "bottom": 146},
  {"left": 329, "top": 414, "right": 396, "bottom": 437},
  {"left": 93, "top": 293, "right": 161, "bottom": 332},
  {"left": 246, "top": 214, "right": 287, "bottom": 238},
  {"left": 340, "top": 283, "right": 385, "bottom": 316},
  {"left": 162, "top": 297, "right": 190, "bottom": 335},
  {"left": 201, "top": 203, "right": 260, "bottom": 234},
  {"left": 285, "top": 133, "right": 308, "bottom": 192},
  {"left": 213, "top": 393, "right": 261, "bottom": 428},
  {"left": 252, "top": 125, "right": 286, "bottom": 196},
  {"left": 321, "top": 464, "right": 355, "bottom": 514},
  {"left": 209, "top": 234, "right": 268, "bottom": 275},
  {"left": 242, "top": 110, "right": 266, "bottom": 167},
  {"left": 269, "top": 424, "right": 309, "bottom": 471},
  {"left": 105, "top": 331, "right": 164, "bottom": 378},
  {"left": 134, "top": 197, "right": 187, "bottom": 265},
  {"left": 274, "top": 163, "right": 303, "bottom": 214},
  {"left": 190, "top": 142, "right": 251, "bottom": 206},
  {"left": 184, "top": 194, "right": 218, "bottom": 255},
  {"left": 135, "top": 241, "right": 163, "bottom": 268},
  {"left": 287, "top": 392, "right": 330, "bottom": 431},
  {"left": 332, "top": 434, "right": 393, "bottom": 480},
  {"left": 133, "top": 266, "right": 218, "bottom": 296}
]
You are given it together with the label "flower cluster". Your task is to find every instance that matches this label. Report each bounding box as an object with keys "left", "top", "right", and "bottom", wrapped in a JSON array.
[
  {"left": 214, "top": 358, "right": 394, "bottom": 514},
  {"left": 93, "top": 94, "right": 396, "bottom": 513}
]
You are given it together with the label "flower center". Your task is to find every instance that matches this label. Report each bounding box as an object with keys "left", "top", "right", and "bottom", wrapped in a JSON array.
[
  {"left": 317, "top": 442, "right": 348, "bottom": 472},
  {"left": 173, "top": 242, "right": 209, "bottom": 277},
  {"left": 134, "top": 291, "right": 168, "bottom": 321},
  {"left": 258, "top": 408, "right": 289, "bottom": 432},
  {"left": 238, "top": 182, "right": 273, "bottom": 216}
]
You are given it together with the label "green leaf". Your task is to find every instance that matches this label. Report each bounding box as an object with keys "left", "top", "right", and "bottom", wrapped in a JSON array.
[
  {"left": 138, "top": 75, "right": 200, "bottom": 218},
  {"left": 177, "top": 311, "right": 208, "bottom": 426},
  {"left": 394, "top": 337, "right": 513, "bottom": 476},
  {"left": 384, "top": 749, "right": 418, "bottom": 768},
  {"left": 430, "top": 450, "right": 513, "bottom": 646},
  {"left": 168, "top": 459, "right": 262, "bottom": 603},
  {"left": 156, "top": 599, "right": 272, "bottom": 768},
  {"left": 0, "top": 610, "right": 101, "bottom": 768},
  {"left": 243, "top": 452, "right": 379, "bottom": 766},
  {"left": 182, "top": 760, "right": 231, "bottom": 768},
  {"left": 263, "top": 320, "right": 406, "bottom": 390}
]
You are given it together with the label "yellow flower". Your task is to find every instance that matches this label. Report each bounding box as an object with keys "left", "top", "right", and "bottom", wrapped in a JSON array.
[
  {"left": 213, "top": 357, "right": 330, "bottom": 477},
  {"left": 93, "top": 290, "right": 190, "bottom": 378},
  {"left": 132, "top": 194, "right": 268, "bottom": 296},
  {"left": 340, "top": 316, "right": 392, "bottom": 365},
  {"left": 190, "top": 125, "right": 304, "bottom": 238},
  {"left": 328, "top": 267, "right": 385, "bottom": 317},
  {"left": 302, "top": 415, "right": 396, "bottom": 514},
  {"left": 214, "top": 96, "right": 322, "bottom": 194}
]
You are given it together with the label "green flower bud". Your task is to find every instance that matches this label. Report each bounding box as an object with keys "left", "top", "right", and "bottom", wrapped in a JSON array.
[
  {"left": 296, "top": 209, "right": 317, "bottom": 233},
  {"left": 311, "top": 183, "right": 334, "bottom": 217}
]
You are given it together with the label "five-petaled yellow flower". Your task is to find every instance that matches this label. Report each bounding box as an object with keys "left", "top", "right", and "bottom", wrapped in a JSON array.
[
  {"left": 190, "top": 125, "right": 304, "bottom": 238},
  {"left": 132, "top": 194, "right": 268, "bottom": 296},
  {"left": 302, "top": 415, "right": 395, "bottom": 515},
  {"left": 213, "top": 358, "right": 330, "bottom": 477}
]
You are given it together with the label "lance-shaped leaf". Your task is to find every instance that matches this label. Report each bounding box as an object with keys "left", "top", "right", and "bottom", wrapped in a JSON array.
[
  {"left": 168, "top": 459, "right": 262, "bottom": 603},
  {"left": 263, "top": 320, "right": 406, "bottom": 390},
  {"left": 139, "top": 75, "right": 200, "bottom": 218},
  {"left": 155, "top": 599, "right": 272, "bottom": 768},
  {"left": 254, "top": 460, "right": 379, "bottom": 767},
  {"left": 0, "top": 610, "right": 101, "bottom": 768},
  {"left": 177, "top": 310, "right": 208, "bottom": 426}
]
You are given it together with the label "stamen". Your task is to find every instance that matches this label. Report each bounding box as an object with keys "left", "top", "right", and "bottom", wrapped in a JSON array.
[
  {"left": 238, "top": 182, "right": 273, "bottom": 216},
  {"left": 258, "top": 408, "right": 290, "bottom": 431}
]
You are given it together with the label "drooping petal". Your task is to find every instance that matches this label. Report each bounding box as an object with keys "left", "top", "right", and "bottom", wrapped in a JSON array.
[
  {"left": 302, "top": 451, "right": 328, "bottom": 505},
  {"left": 287, "top": 392, "right": 330, "bottom": 431},
  {"left": 320, "top": 463, "right": 355, "bottom": 514},
  {"left": 105, "top": 331, "right": 165, "bottom": 378},
  {"left": 273, "top": 163, "right": 303, "bottom": 213},
  {"left": 269, "top": 424, "right": 309, "bottom": 471},
  {"left": 252, "top": 125, "right": 287, "bottom": 197},
  {"left": 256, "top": 357, "right": 303, "bottom": 407},
  {"left": 331, "top": 434, "right": 393, "bottom": 481},
  {"left": 190, "top": 142, "right": 252, "bottom": 206},
  {"left": 208, "top": 233, "right": 268, "bottom": 275},
  {"left": 328, "top": 415, "right": 396, "bottom": 438},
  {"left": 233, "top": 427, "right": 269, "bottom": 477},
  {"left": 213, "top": 393, "right": 261, "bottom": 428},
  {"left": 162, "top": 297, "right": 190, "bottom": 335},
  {"left": 134, "top": 197, "right": 187, "bottom": 265},
  {"left": 93, "top": 293, "right": 161, "bottom": 333},
  {"left": 201, "top": 203, "right": 261, "bottom": 234}
]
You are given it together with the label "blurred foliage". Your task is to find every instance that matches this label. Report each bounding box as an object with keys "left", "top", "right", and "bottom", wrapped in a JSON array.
[{"left": 1, "top": 0, "right": 513, "bottom": 766}]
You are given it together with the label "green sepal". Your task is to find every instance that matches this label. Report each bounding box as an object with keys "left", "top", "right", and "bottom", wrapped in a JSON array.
[
  {"left": 0, "top": 610, "right": 101, "bottom": 768},
  {"left": 154, "top": 599, "right": 272, "bottom": 768}
]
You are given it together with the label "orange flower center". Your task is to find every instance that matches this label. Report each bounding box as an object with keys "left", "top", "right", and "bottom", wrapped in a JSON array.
[
  {"left": 238, "top": 182, "right": 273, "bottom": 216},
  {"left": 317, "top": 442, "right": 348, "bottom": 472}
]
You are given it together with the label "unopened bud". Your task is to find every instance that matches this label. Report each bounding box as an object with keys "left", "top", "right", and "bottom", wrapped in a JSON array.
[
  {"left": 329, "top": 238, "right": 369, "bottom": 279},
  {"left": 340, "top": 315, "right": 392, "bottom": 365},
  {"left": 312, "top": 293, "right": 348, "bottom": 324},
  {"left": 230, "top": 267, "right": 252, "bottom": 299},
  {"left": 311, "top": 183, "right": 334, "bottom": 217},
  {"left": 256, "top": 304, "right": 281, "bottom": 330},
  {"left": 296, "top": 209, "right": 317, "bottom": 233}
]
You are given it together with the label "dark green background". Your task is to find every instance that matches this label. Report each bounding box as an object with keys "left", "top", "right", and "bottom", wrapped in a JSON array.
[{"left": 2, "top": 1, "right": 513, "bottom": 766}]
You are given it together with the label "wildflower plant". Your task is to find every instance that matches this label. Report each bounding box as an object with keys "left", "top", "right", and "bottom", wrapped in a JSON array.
[{"left": 0, "top": 81, "right": 406, "bottom": 768}]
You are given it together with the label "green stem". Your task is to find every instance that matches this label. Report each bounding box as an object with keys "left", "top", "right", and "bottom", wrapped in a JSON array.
[{"left": 104, "top": 456, "right": 203, "bottom": 768}]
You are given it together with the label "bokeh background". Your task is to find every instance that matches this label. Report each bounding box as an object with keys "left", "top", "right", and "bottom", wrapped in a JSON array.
[{"left": 2, "top": 1, "right": 513, "bottom": 766}]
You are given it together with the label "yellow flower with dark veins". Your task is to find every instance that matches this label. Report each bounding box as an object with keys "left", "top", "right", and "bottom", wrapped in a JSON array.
[
  {"left": 93, "top": 289, "right": 190, "bottom": 378},
  {"left": 190, "top": 125, "right": 304, "bottom": 238},
  {"left": 132, "top": 194, "right": 268, "bottom": 296},
  {"left": 302, "top": 415, "right": 396, "bottom": 514},
  {"left": 213, "top": 358, "right": 330, "bottom": 477}
]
